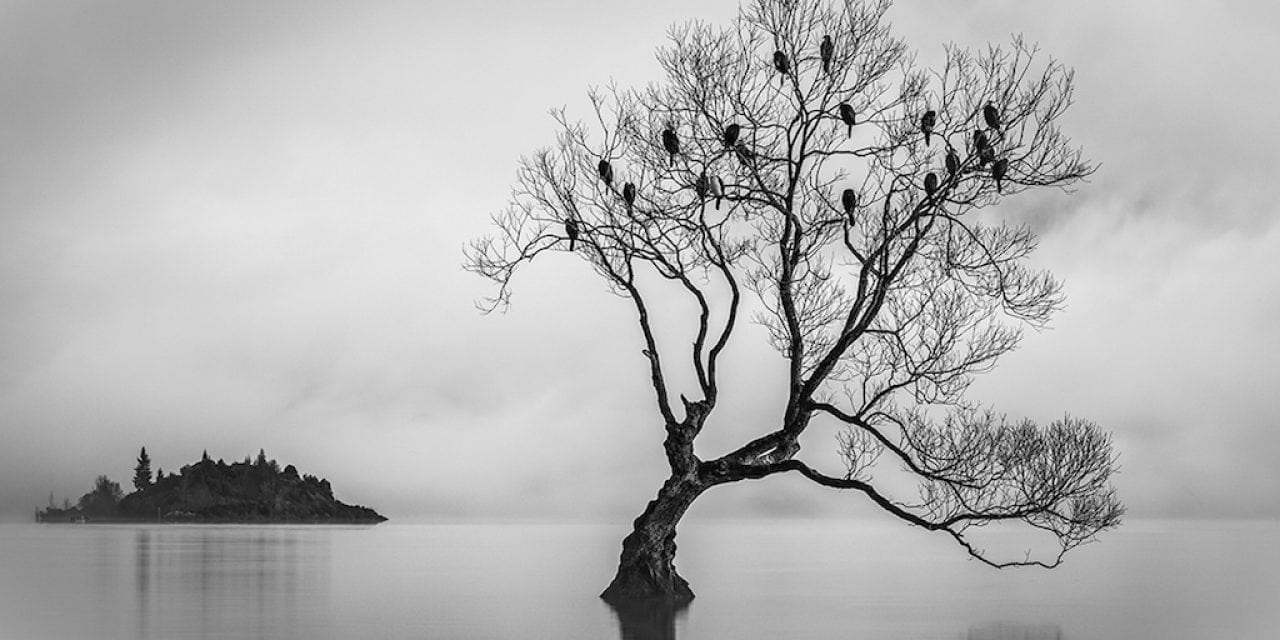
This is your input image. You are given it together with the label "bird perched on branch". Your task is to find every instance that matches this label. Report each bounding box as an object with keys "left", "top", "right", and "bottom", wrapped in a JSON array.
[
  {"left": 838, "top": 103, "right": 856, "bottom": 137},
  {"left": 921, "top": 110, "right": 937, "bottom": 146},
  {"left": 695, "top": 171, "right": 708, "bottom": 201},
  {"left": 841, "top": 188, "right": 857, "bottom": 223},
  {"left": 564, "top": 218, "right": 579, "bottom": 251},
  {"left": 973, "top": 129, "right": 989, "bottom": 150},
  {"left": 820, "top": 35, "right": 833, "bottom": 74},
  {"left": 773, "top": 50, "right": 790, "bottom": 82},
  {"left": 983, "top": 102, "right": 1002, "bottom": 132},
  {"left": 973, "top": 129, "right": 993, "bottom": 167},
  {"left": 992, "top": 158, "right": 1009, "bottom": 193},
  {"left": 597, "top": 159, "right": 613, "bottom": 188},
  {"left": 709, "top": 176, "right": 725, "bottom": 210},
  {"left": 723, "top": 123, "right": 740, "bottom": 149},
  {"left": 622, "top": 182, "right": 637, "bottom": 216},
  {"left": 924, "top": 172, "right": 939, "bottom": 198},
  {"left": 979, "top": 144, "right": 996, "bottom": 167},
  {"left": 662, "top": 127, "right": 679, "bottom": 166},
  {"left": 945, "top": 147, "right": 960, "bottom": 177}
]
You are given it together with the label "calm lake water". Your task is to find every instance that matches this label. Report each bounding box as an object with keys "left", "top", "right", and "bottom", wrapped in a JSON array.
[{"left": 0, "top": 519, "right": 1276, "bottom": 639}]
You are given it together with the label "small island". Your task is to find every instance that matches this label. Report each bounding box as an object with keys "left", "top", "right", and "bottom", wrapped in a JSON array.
[{"left": 38, "top": 448, "right": 386, "bottom": 524}]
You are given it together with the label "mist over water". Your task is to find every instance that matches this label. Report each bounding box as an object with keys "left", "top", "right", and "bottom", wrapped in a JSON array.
[{"left": 0, "top": 519, "right": 1276, "bottom": 639}]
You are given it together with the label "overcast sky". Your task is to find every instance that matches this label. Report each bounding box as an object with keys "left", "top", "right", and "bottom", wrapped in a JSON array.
[{"left": 2, "top": 0, "right": 1277, "bottom": 522}]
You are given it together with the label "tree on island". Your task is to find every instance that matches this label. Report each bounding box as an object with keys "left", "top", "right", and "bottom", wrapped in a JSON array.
[
  {"left": 466, "top": 0, "right": 1122, "bottom": 603},
  {"left": 78, "top": 475, "right": 123, "bottom": 517},
  {"left": 133, "top": 447, "right": 152, "bottom": 491}
]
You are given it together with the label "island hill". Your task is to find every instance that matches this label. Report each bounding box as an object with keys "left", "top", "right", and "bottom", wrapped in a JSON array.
[{"left": 38, "top": 448, "right": 386, "bottom": 524}]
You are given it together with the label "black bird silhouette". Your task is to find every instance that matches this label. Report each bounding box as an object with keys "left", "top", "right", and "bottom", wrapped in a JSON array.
[
  {"left": 983, "top": 102, "right": 1002, "bottom": 131},
  {"left": 820, "top": 35, "right": 834, "bottom": 74},
  {"left": 979, "top": 144, "right": 996, "bottom": 167},
  {"left": 662, "top": 127, "right": 679, "bottom": 166},
  {"left": 622, "top": 182, "right": 637, "bottom": 215},
  {"left": 921, "top": 110, "right": 937, "bottom": 146},
  {"left": 924, "top": 172, "right": 939, "bottom": 198},
  {"left": 565, "top": 218, "right": 579, "bottom": 251},
  {"left": 597, "top": 159, "right": 613, "bottom": 188},
  {"left": 709, "top": 176, "right": 725, "bottom": 210},
  {"left": 773, "top": 50, "right": 790, "bottom": 80},
  {"left": 695, "top": 171, "right": 708, "bottom": 200},
  {"left": 973, "top": 129, "right": 992, "bottom": 166},
  {"left": 945, "top": 147, "right": 960, "bottom": 177},
  {"left": 841, "top": 188, "right": 857, "bottom": 222},
  {"left": 723, "top": 123, "right": 741, "bottom": 149},
  {"left": 838, "top": 103, "right": 856, "bottom": 137},
  {"left": 992, "top": 158, "right": 1009, "bottom": 193}
]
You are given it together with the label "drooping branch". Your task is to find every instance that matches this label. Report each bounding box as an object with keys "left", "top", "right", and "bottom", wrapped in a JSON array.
[
  {"left": 704, "top": 413, "right": 1121, "bottom": 568},
  {"left": 807, "top": 400, "right": 980, "bottom": 487}
]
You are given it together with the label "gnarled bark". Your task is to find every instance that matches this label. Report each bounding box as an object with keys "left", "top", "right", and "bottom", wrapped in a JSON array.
[{"left": 600, "top": 476, "right": 705, "bottom": 602}]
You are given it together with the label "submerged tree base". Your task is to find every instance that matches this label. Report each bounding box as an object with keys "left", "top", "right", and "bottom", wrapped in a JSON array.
[
  {"left": 601, "top": 476, "right": 703, "bottom": 602},
  {"left": 600, "top": 558, "right": 695, "bottom": 603}
]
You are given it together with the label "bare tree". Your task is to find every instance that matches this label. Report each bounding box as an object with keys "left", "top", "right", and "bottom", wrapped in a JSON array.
[{"left": 465, "top": 0, "right": 1122, "bottom": 602}]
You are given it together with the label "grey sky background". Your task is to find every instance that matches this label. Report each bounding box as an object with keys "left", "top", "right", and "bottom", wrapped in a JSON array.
[{"left": 2, "top": 0, "right": 1277, "bottom": 522}]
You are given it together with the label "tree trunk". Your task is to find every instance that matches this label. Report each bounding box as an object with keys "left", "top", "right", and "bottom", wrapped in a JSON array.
[{"left": 600, "top": 475, "right": 704, "bottom": 602}]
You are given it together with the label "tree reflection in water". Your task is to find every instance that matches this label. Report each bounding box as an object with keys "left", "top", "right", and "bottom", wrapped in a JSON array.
[
  {"left": 606, "top": 597, "right": 690, "bottom": 640},
  {"left": 967, "top": 622, "right": 1064, "bottom": 640}
]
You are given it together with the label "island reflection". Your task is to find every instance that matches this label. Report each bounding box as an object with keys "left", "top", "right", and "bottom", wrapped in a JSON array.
[{"left": 131, "top": 526, "right": 330, "bottom": 640}]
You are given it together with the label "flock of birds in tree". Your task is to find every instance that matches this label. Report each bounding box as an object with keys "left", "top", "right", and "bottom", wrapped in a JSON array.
[{"left": 565, "top": 35, "right": 1014, "bottom": 250}]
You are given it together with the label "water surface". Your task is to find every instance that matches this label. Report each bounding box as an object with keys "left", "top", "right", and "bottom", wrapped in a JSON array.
[{"left": 0, "top": 519, "right": 1275, "bottom": 639}]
